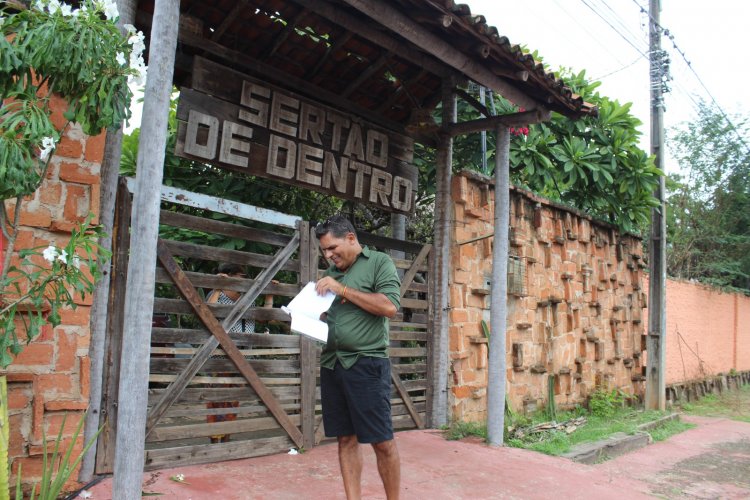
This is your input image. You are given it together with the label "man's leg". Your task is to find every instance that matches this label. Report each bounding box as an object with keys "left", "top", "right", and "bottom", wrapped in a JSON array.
[
  {"left": 372, "top": 439, "right": 400, "bottom": 500},
  {"left": 338, "top": 434, "right": 363, "bottom": 500}
]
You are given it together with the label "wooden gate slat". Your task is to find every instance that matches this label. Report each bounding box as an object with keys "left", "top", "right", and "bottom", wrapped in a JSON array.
[
  {"left": 399, "top": 244, "right": 432, "bottom": 297},
  {"left": 389, "top": 243, "right": 431, "bottom": 430},
  {"left": 146, "top": 234, "right": 304, "bottom": 447}
]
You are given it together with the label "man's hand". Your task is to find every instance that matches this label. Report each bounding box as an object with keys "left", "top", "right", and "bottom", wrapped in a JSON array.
[{"left": 315, "top": 276, "right": 344, "bottom": 296}]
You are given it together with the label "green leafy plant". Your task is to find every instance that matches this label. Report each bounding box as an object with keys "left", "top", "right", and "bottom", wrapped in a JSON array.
[
  {"left": 0, "top": 0, "right": 138, "bottom": 367},
  {"left": 588, "top": 388, "right": 628, "bottom": 418},
  {"left": 1, "top": 215, "right": 109, "bottom": 367},
  {"left": 15, "top": 412, "right": 104, "bottom": 500}
]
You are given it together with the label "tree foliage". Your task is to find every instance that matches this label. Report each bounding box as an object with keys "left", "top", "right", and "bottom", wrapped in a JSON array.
[
  {"left": 445, "top": 68, "right": 662, "bottom": 234},
  {"left": 666, "top": 102, "right": 750, "bottom": 292}
]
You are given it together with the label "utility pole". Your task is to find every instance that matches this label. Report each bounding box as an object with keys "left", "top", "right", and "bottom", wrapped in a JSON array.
[{"left": 646, "top": 0, "right": 667, "bottom": 410}]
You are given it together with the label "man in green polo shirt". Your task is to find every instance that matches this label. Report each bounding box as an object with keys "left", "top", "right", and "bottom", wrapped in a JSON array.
[{"left": 314, "top": 215, "right": 401, "bottom": 500}]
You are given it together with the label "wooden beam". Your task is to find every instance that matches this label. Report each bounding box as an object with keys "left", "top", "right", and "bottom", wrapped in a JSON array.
[
  {"left": 447, "top": 108, "right": 551, "bottom": 137},
  {"left": 400, "top": 244, "right": 432, "bottom": 298},
  {"left": 264, "top": 8, "right": 310, "bottom": 60},
  {"left": 210, "top": 1, "right": 250, "bottom": 41},
  {"left": 340, "top": 0, "right": 542, "bottom": 111},
  {"left": 341, "top": 51, "right": 391, "bottom": 98},
  {"left": 306, "top": 31, "right": 353, "bottom": 81},
  {"left": 290, "top": 0, "right": 458, "bottom": 81},
  {"left": 412, "top": 12, "right": 453, "bottom": 27},
  {"left": 137, "top": 11, "right": 409, "bottom": 135},
  {"left": 391, "top": 370, "right": 424, "bottom": 429},
  {"left": 454, "top": 87, "right": 491, "bottom": 117}
]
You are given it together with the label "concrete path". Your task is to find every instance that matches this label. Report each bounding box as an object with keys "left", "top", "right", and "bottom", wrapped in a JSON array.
[{"left": 84, "top": 415, "right": 750, "bottom": 499}]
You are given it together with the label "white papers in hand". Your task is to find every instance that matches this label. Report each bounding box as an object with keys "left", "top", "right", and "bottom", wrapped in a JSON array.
[{"left": 281, "top": 282, "right": 335, "bottom": 343}]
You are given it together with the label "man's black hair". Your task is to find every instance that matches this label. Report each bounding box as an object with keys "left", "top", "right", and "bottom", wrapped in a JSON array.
[
  {"left": 217, "top": 262, "right": 245, "bottom": 275},
  {"left": 314, "top": 215, "right": 357, "bottom": 240}
]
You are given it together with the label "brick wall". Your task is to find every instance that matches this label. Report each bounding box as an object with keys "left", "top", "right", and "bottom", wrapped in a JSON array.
[
  {"left": 643, "top": 276, "right": 750, "bottom": 384},
  {"left": 449, "top": 170, "right": 646, "bottom": 421},
  {"left": 4, "top": 93, "right": 104, "bottom": 488}
]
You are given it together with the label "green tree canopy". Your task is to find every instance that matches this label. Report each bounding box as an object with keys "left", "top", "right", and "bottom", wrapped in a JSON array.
[{"left": 666, "top": 101, "right": 750, "bottom": 293}]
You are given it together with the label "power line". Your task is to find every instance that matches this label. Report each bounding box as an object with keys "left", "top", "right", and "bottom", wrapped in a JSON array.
[
  {"left": 628, "top": 0, "right": 750, "bottom": 154},
  {"left": 579, "top": 0, "right": 650, "bottom": 60}
]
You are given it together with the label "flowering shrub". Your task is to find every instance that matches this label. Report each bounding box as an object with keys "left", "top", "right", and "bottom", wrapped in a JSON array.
[{"left": 0, "top": 0, "right": 139, "bottom": 367}]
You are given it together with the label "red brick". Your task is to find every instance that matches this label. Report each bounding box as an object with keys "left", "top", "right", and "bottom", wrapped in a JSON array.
[
  {"left": 79, "top": 355, "right": 90, "bottom": 399},
  {"left": 45, "top": 412, "right": 83, "bottom": 438},
  {"left": 37, "top": 373, "right": 74, "bottom": 398},
  {"left": 84, "top": 131, "right": 106, "bottom": 162},
  {"left": 89, "top": 181, "right": 101, "bottom": 224},
  {"left": 55, "top": 330, "right": 78, "bottom": 371},
  {"left": 63, "top": 184, "right": 89, "bottom": 222},
  {"left": 59, "top": 162, "right": 98, "bottom": 185},
  {"left": 37, "top": 324, "right": 55, "bottom": 341},
  {"left": 55, "top": 135, "right": 83, "bottom": 159},
  {"left": 48, "top": 94, "right": 68, "bottom": 130},
  {"left": 452, "top": 385, "right": 472, "bottom": 399},
  {"left": 38, "top": 181, "right": 63, "bottom": 205},
  {"left": 8, "top": 390, "right": 31, "bottom": 410},
  {"left": 14, "top": 229, "right": 35, "bottom": 249},
  {"left": 13, "top": 343, "right": 54, "bottom": 367},
  {"left": 8, "top": 414, "right": 26, "bottom": 456},
  {"left": 49, "top": 220, "right": 78, "bottom": 233},
  {"left": 18, "top": 206, "right": 52, "bottom": 228},
  {"left": 44, "top": 400, "right": 88, "bottom": 411},
  {"left": 59, "top": 305, "right": 90, "bottom": 326}
]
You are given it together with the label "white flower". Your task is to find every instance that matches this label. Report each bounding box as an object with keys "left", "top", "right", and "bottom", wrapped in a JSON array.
[
  {"left": 288, "top": 448, "right": 299, "bottom": 455},
  {"left": 115, "top": 52, "right": 126, "bottom": 66},
  {"left": 33, "top": 0, "right": 47, "bottom": 12},
  {"left": 39, "top": 136, "right": 56, "bottom": 161},
  {"left": 59, "top": 3, "right": 72, "bottom": 16},
  {"left": 47, "top": 0, "right": 61, "bottom": 14},
  {"left": 124, "top": 24, "right": 137, "bottom": 35},
  {"left": 95, "top": 0, "right": 119, "bottom": 20},
  {"left": 78, "top": 489, "right": 93, "bottom": 499},
  {"left": 71, "top": 255, "right": 81, "bottom": 269},
  {"left": 42, "top": 245, "right": 58, "bottom": 263},
  {"left": 57, "top": 249, "right": 68, "bottom": 264}
]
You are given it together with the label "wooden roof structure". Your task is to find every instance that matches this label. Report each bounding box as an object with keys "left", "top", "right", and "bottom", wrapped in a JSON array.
[{"left": 133, "top": 0, "right": 595, "bottom": 140}]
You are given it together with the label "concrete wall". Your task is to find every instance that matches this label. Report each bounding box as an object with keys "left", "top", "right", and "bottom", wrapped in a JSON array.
[
  {"left": 449, "top": 171, "right": 647, "bottom": 421},
  {"left": 5, "top": 93, "right": 103, "bottom": 486},
  {"left": 644, "top": 276, "right": 750, "bottom": 384}
]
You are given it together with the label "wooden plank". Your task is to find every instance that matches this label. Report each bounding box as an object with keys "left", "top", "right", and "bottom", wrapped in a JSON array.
[
  {"left": 401, "top": 297, "right": 428, "bottom": 310},
  {"left": 400, "top": 244, "right": 432, "bottom": 297},
  {"left": 159, "top": 210, "right": 294, "bottom": 247},
  {"left": 149, "top": 374, "right": 301, "bottom": 385},
  {"left": 298, "top": 220, "right": 318, "bottom": 449},
  {"left": 148, "top": 414, "right": 303, "bottom": 442},
  {"left": 146, "top": 235, "right": 304, "bottom": 447},
  {"left": 358, "top": 232, "right": 424, "bottom": 255},
  {"left": 391, "top": 369, "right": 424, "bottom": 429},
  {"left": 389, "top": 331, "right": 428, "bottom": 341},
  {"left": 152, "top": 297, "right": 291, "bottom": 322},
  {"left": 148, "top": 386, "right": 302, "bottom": 405},
  {"left": 391, "top": 363, "right": 427, "bottom": 375},
  {"left": 389, "top": 347, "right": 427, "bottom": 357},
  {"left": 124, "top": 176, "right": 300, "bottom": 228},
  {"left": 150, "top": 358, "right": 301, "bottom": 375},
  {"left": 144, "top": 436, "right": 292, "bottom": 471},
  {"left": 150, "top": 328, "right": 298, "bottom": 348},
  {"left": 95, "top": 178, "right": 132, "bottom": 474},
  {"left": 161, "top": 239, "right": 300, "bottom": 272}
]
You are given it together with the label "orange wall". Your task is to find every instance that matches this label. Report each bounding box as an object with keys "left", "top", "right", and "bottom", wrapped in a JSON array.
[{"left": 644, "top": 276, "right": 750, "bottom": 384}]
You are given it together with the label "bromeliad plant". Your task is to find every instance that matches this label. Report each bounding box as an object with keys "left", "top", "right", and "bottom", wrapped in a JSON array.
[{"left": 0, "top": 0, "right": 143, "bottom": 367}]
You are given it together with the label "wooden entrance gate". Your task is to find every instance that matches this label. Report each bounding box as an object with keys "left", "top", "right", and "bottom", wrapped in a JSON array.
[{"left": 96, "top": 178, "right": 432, "bottom": 472}]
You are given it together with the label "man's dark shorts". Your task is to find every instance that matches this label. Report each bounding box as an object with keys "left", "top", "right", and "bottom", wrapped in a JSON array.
[{"left": 321, "top": 356, "right": 393, "bottom": 444}]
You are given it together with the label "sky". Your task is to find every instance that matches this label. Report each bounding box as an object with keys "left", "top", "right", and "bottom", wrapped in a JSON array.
[
  {"left": 127, "top": 0, "right": 750, "bottom": 174},
  {"left": 466, "top": 0, "right": 750, "bottom": 173}
]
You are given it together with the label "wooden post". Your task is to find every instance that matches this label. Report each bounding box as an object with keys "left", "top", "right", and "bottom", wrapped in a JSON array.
[
  {"left": 80, "top": 0, "right": 137, "bottom": 481},
  {"left": 487, "top": 126, "right": 511, "bottom": 446},
  {"left": 112, "top": 1, "right": 180, "bottom": 498},
  {"left": 427, "top": 80, "right": 454, "bottom": 428}
]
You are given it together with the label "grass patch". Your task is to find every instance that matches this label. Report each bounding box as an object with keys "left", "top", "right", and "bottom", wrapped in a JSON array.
[
  {"left": 677, "top": 385, "right": 750, "bottom": 422},
  {"left": 443, "top": 420, "right": 487, "bottom": 441},
  {"left": 648, "top": 419, "right": 695, "bottom": 441}
]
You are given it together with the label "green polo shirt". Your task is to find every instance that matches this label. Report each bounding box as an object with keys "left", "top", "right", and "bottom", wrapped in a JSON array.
[{"left": 321, "top": 246, "right": 401, "bottom": 370}]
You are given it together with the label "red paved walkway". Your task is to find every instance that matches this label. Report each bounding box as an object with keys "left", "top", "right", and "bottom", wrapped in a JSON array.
[{"left": 85, "top": 415, "right": 750, "bottom": 499}]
